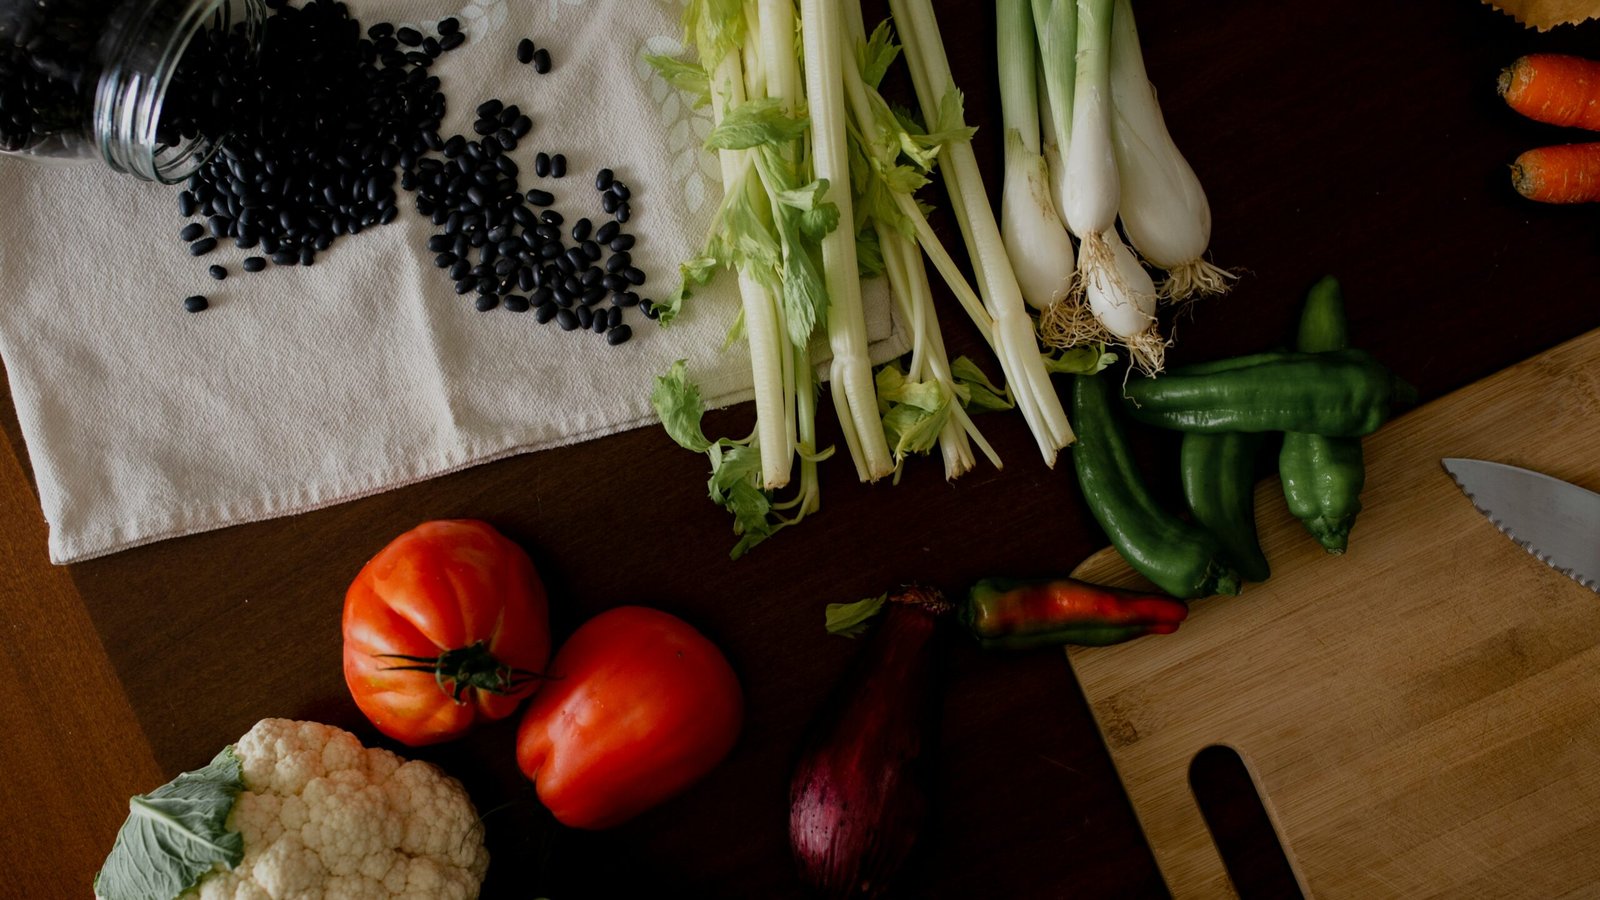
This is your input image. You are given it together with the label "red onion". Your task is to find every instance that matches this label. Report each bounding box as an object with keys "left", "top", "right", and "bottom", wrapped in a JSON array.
[{"left": 789, "top": 585, "right": 952, "bottom": 898}]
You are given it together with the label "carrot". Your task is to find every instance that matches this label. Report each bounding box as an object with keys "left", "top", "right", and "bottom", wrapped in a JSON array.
[
  {"left": 1500, "top": 54, "right": 1600, "bottom": 131},
  {"left": 1511, "top": 143, "right": 1600, "bottom": 203}
]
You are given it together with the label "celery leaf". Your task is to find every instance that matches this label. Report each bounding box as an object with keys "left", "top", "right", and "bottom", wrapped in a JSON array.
[
  {"left": 706, "top": 98, "right": 809, "bottom": 151},
  {"left": 825, "top": 594, "right": 887, "bottom": 637},
  {"left": 652, "top": 361, "right": 714, "bottom": 453}
]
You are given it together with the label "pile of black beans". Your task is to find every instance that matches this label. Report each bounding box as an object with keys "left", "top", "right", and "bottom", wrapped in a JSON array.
[
  {"left": 0, "top": 0, "right": 115, "bottom": 153},
  {"left": 173, "top": 0, "right": 457, "bottom": 270},
  {"left": 170, "top": 0, "right": 650, "bottom": 345}
]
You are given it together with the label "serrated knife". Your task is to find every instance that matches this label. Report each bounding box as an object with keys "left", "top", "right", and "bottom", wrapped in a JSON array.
[{"left": 1441, "top": 458, "right": 1600, "bottom": 594}]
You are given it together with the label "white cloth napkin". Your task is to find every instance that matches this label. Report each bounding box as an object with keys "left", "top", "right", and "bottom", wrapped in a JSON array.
[{"left": 0, "top": 0, "right": 907, "bottom": 564}]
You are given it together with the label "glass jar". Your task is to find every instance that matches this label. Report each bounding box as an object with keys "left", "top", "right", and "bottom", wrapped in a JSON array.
[{"left": 0, "top": 0, "right": 262, "bottom": 183}]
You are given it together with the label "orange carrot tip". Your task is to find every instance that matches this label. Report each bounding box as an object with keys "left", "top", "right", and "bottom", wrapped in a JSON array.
[
  {"left": 1511, "top": 142, "right": 1600, "bottom": 204},
  {"left": 1500, "top": 54, "right": 1600, "bottom": 131}
]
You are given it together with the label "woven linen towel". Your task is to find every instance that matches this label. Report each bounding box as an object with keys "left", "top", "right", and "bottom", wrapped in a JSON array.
[{"left": 0, "top": 0, "right": 907, "bottom": 564}]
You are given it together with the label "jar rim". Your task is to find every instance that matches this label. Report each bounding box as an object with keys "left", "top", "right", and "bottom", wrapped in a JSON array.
[{"left": 95, "top": 0, "right": 262, "bottom": 184}]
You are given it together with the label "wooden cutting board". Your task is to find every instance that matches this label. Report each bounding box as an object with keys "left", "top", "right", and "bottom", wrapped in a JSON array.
[{"left": 1069, "top": 328, "right": 1600, "bottom": 898}]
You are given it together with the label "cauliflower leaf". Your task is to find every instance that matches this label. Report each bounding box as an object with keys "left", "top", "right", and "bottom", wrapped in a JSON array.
[{"left": 95, "top": 748, "right": 246, "bottom": 900}]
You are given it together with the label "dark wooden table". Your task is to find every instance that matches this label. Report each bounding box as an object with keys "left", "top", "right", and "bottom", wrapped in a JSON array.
[{"left": 6, "top": 1, "right": 1600, "bottom": 897}]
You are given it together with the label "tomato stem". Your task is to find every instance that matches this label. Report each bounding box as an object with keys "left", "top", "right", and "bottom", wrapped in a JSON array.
[{"left": 376, "top": 641, "right": 552, "bottom": 703}]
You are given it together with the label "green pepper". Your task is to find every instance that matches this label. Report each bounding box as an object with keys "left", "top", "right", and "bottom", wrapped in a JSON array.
[
  {"left": 964, "top": 577, "right": 1190, "bottom": 649},
  {"left": 1280, "top": 277, "right": 1366, "bottom": 553},
  {"left": 1072, "top": 372, "right": 1242, "bottom": 600},
  {"left": 1122, "top": 350, "right": 1414, "bottom": 436},
  {"left": 1180, "top": 431, "right": 1270, "bottom": 582}
]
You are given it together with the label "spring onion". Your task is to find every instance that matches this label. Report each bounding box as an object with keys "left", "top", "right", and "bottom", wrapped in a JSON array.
[
  {"left": 997, "top": 0, "right": 1076, "bottom": 311},
  {"left": 1108, "top": 0, "right": 1234, "bottom": 299}
]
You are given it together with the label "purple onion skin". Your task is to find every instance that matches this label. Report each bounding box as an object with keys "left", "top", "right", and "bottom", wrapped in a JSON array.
[{"left": 789, "top": 586, "right": 953, "bottom": 899}]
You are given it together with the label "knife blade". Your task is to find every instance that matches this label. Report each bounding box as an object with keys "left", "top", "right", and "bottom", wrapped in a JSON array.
[{"left": 1440, "top": 458, "right": 1600, "bottom": 594}]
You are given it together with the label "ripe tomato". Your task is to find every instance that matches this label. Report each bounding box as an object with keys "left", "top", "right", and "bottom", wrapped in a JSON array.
[
  {"left": 516, "top": 606, "right": 743, "bottom": 829},
  {"left": 343, "top": 520, "right": 550, "bottom": 746}
]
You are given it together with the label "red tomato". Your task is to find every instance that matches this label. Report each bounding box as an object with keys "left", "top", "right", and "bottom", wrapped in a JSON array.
[
  {"left": 343, "top": 520, "right": 550, "bottom": 746},
  {"left": 516, "top": 606, "right": 743, "bottom": 829}
]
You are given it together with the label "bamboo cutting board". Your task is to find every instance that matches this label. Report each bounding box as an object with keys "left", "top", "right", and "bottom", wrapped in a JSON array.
[{"left": 1069, "top": 328, "right": 1600, "bottom": 898}]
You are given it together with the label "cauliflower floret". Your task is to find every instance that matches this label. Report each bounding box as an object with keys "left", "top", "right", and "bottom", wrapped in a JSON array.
[{"left": 188, "top": 719, "right": 488, "bottom": 900}]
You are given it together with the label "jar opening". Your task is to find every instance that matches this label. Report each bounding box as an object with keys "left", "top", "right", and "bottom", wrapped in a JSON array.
[{"left": 95, "top": 0, "right": 261, "bottom": 183}]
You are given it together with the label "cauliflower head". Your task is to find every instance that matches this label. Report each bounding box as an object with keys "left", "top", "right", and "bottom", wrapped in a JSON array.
[{"left": 186, "top": 719, "right": 489, "bottom": 900}]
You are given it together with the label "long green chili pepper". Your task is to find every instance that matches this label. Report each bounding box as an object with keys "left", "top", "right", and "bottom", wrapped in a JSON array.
[{"left": 1280, "top": 277, "right": 1367, "bottom": 553}]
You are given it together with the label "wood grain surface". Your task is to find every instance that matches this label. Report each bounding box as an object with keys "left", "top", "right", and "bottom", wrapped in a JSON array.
[
  {"left": 3, "top": 1, "right": 1600, "bottom": 897},
  {"left": 1071, "top": 328, "right": 1600, "bottom": 898}
]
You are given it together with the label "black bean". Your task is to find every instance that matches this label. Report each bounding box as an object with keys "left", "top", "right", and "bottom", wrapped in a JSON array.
[
  {"left": 531, "top": 286, "right": 554, "bottom": 305},
  {"left": 437, "top": 17, "right": 460, "bottom": 36},
  {"left": 591, "top": 312, "right": 607, "bottom": 334},
  {"left": 601, "top": 192, "right": 619, "bottom": 214},
  {"left": 541, "top": 209, "right": 564, "bottom": 226},
  {"left": 273, "top": 250, "right": 298, "bottom": 266},
  {"left": 517, "top": 38, "right": 536, "bottom": 65},
  {"left": 581, "top": 240, "right": 601, "bottom": 261},
  {"left": 434, "top": 252, "right": 457, "bottom": 268},
  {"left": 369, "top": 22, "right": 394, "bottom": 39},
  {"left": 183, "top": 295, "right": 209, "bottom": 313},
  {"left": 503, "top": 294, "right": 530, "bottom": 312},
  {"left": 208, "top": 215, "right": 231, "bottom": 238},
  {"left": 495, "top": 129, "right": 517, "bottom": 151},
  {"left": 642, "top": 301, "right": 661, "bottom": 320},
  {"left": 440, "top": 31, "right": 466, "bottom": 51},
  {"left": 300, "top": 247, "right": 315, "bottom": 266},
  {"left": 556, "top": 308, "right": 578, "bottom": 331},
  {"left": 610, "top": 234, "right": 635, "bottom": 252},
  {"left": 595, "top": 168, "right": 614, "bottom": 191},
  {"left": 535, "top": 302, "right": 558, "bottom": 323},
  {"left": 496, "top": 156, "right": 519, "bottom": 176},
  {"left": 526, "top": 189, "right": 554, "bottom": 206},
  {"left": 615, "top": 204, "right": 631, "bottom": 224},
  {"left": 565, "top": 248, "right": 587, "bottom": 270},
  {"left": 534, "top": 153, "right": 551, "bottom": 178},
  {"left": 236, "top": 234, "right": 260, "bottom": 250},
  {"left": 455, "top": 279, "right": 476, "bottom": 295},
  {"left": 607, "top": 252, "right": 631, "bottom": 273},
  {"left": 396, "top": 27, "right": 423, "bottom": 46},
  {"left": 607, "top": 307, "right": 623, "bottom": 330},
  {"left": 444, "top": 135, "right": 467, "bottom": 158},
  {"left": 242, "top": 256, "right": 267, "bottom": 273},
  {"left": 538, "top": 243, "right": 562, "bottom": 260},
  {"left": 614, "top": 291, "right": 640, "bottom": 307},
  {"left": 475, "top": 294, "right": 500, "bottom": 311},
  {"left": 624, "top": 266, "right": 646, "bottom": 285},
  {"left": 189, "top": 238, "right": 218, "bottom": 256},
  {"left": 602, "top": 274, "right": 628, "bottom": 293},
  {"left": 473, "top": 118, "right": 498, "bottom": 136},
  {"left": 610, "top": 182, "right": 631, "bottom": 201},
  {"left": 594, "top": 220, "right": 619, "bottom": 244},
  {"left": 551, "top": 154, "right": 567, "bottom": 178},
  {"left": 581, "top": 267, "right": 603, "bottom": 288},
  {"left": 576, "top": 305, "right": 594, "bottom": 329},
  {"left": 511, "top": 115, "right": 533, "bottom": 138},
  {"left": 450, "top": 260, "right": 470, "bottom": 280},
  {"left": 582, "top": 285, "right": 607, "bottom": 305},
  {"left": 478, "top": 275, "right": 498, "bottom": 293},
  {"left": 517, "top": 267, "right": 536, "bottom": 292},
  {"left": 208, "top": 265, "right": 227, "bottom": 281},
  {"left": 552, "top": 287, "right": 574, "bottom": 308},
  {"left": 423, "top": 36, "right": 442, "bottom": 57},
  {"left": 532, "top": 48, "right": 552, "bottom": 73},
  {"left": 180, "top": 223, "right": 205, "bottom": 242},
  {"left": 570, "top": 218, "right": 591, "bottom": 241},
  {"left": 494, "top": 258, "right": 517, "bottom": 276},
  {"left": 607, "top": 324, "right": 633, "bottom": 345}
]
